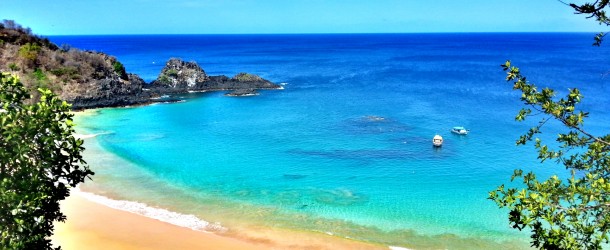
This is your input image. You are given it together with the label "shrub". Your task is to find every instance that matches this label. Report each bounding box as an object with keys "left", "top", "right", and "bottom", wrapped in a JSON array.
[
  {"left": 112, "top": 61, "right": 128, "bottom": 80},
  {"left": 49, "top": 67, "right": 78, "bottom": 77},
  {"left": 0, "top": 72, "right": 94, "bottom": 249},
  {"left": 30, "top": 68, "right": 50, "bottom": 89},
  {"left": 32, "top": 68, "right": 46, "bottom": 82},
  {"left": 166, "top": 69, "right": 178, "bottom": 77},
  {"left": 18, "top": 43, "right": 41, "bottom": 62},
  {"left": 158, "top": 74, "right": 171, "bottom": 84},
  {"left": 8, "top": 63, "right": 19, "bottom": 71}
]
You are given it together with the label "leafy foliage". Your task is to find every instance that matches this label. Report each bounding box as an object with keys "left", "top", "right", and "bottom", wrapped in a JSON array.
[
  {"left": 566, "top": 0, "right": 609, "bottom": 46},
  {"left": 18, "top": 43, "right": 41, "bottom": 64},
  {"left": 158, "top": 74, "right": 171, "bottom": 84},
  {"left": 489, "top": 2, "right": 610, "bottom": 249},
  {"left": 489, "top": 61, "right": 610, "bottom": 249},
  {"left": 112, "top": 61, "right": 128, "bottom": 80},
  {"left": 0, "top": 72, "right": 94, "bottom": 249}
]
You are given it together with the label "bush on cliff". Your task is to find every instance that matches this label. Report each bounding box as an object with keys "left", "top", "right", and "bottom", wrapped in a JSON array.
[{"left": 112, "top": 61, "right": 128, "bottom": 80}]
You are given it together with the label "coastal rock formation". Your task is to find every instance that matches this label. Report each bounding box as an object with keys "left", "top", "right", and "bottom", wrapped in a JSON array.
[
  {"left": 207, "top": 73, "right": 279, "bottom": 90},
  {"left": 0, "top": 22, "right": 152, "bottom": 109},
  {"left": 151, "top": 58, "right": 281, "bottom": 94},
  {"left": 152, "top": 58, "right": 209, "bottom": 90},
  {"left": 0, "top": 21, "right": 280, "bottom": 110},
  {"left": 224, "top": 88, "right": 258, "bottom": 96},
  {"left": 67, "top": 74, "right": 151, "bottom": 109}
]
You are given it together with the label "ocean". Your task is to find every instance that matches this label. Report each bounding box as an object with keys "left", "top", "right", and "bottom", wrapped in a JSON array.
[{"left": 50, "top": 33, "right": 610, "bottom": 249}]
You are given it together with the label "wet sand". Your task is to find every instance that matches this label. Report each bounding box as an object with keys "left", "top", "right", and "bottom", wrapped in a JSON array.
[{"left": 52, "top": 191, "right": 387, "bottom": 250}]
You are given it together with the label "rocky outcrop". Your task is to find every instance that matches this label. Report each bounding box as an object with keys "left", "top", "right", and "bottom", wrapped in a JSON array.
[
  {"left": 207, "top": 74, "right": 279, "bottom": 90},
  {"left": 225, "top": 88, "right": 258, "bottom": 96},
  {"left": 151, "top": 58, "right": 281, "bottom": 93},
  {"left": 151, "top": 58, "right": 208, "bottom": 90},
  {"left": 67, "top": 74, "right": 153, "bottom": 109},
  {"left": 67, "top": 58, "right": 281, "bottom": 109}
]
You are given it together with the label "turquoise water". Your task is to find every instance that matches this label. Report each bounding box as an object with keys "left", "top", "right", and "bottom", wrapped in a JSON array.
[{"left": 59, "top": 34, "right": 610, "bottom": 249}]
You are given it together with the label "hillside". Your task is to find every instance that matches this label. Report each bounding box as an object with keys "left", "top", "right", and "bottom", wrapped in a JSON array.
[
  {"left": 0, "top": 20, "right": 149, "bottom": 108},
  {"left": 0, "top": 20, "right": 281, "bottom": 109}
]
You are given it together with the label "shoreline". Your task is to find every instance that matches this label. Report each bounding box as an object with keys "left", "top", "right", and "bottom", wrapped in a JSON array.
[
  {"left": 51, "top": 190, "right": 267, "bottom": 250},
  {"left": 67, "top": 108, "right": 526, "bottom": 250},
  {"left": 52, "top": 190, "right": 388, "bottom": 250}
]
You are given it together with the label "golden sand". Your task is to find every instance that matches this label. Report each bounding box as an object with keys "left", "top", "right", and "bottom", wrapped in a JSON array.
[{"left": 52, "top": 191, "right": 386, "bottom": 250}]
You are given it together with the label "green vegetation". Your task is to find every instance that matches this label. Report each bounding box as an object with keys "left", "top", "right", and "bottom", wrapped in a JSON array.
[
  {"left": 158, "top": 74, "right": 171, "bottom": 84},
  {"left": 112, "top": 61, "right": 124, "bottom": 73},
  {"left": 233, "top": 72, "right": 263, "bottom": 82},
  {"left": 7, "top": 63, "right": 19, "bottom": 72},
  {"left": 30, "top": 68, "right": 51, "bottom": 90},
  {"left": 166, "top": 69, "right": 178, "bottom": 77},
  {"left": 489, "top": 2, "right": 610, "bottom": 249},
  {"left": 32, "top": 68, "right": 46, "bottom": 82},
  {"left": 18, "top": 43, "right": 41, "bottom": 64},
  {"left": 0, "top": 72, "right": 94, "bottom": 249},
  {"left": 49, "top": 66, "right": 78, "bottom": 78},
  {"left": 112, "top": 61, "right": 128, "bottom": 80}
]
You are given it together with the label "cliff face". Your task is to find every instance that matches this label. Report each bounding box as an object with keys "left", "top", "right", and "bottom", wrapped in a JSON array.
[
  {"left": 0, "top": 21, "right": 280, "bottom": 109},
  {"left": 67, "top": 74, "right": 150, "bottom": 110}
]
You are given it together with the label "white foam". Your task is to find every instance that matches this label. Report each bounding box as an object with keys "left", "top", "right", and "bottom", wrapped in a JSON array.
[
  {"left": 74, "top": 189, "right": 226, "bottom": 233},
  {"left": 151, "top": 94, "right": 171, "bottom": 99},
  {"left": 73, "top": 132, "right": 112, "bottom": 139},
  {"left": 389, "top": 246, "right": 414, "bottom": 250}
]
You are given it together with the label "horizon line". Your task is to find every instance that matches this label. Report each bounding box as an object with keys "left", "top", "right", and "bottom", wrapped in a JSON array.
[{"left": 45, "top": 31, "right": 600, "bottom": 36}]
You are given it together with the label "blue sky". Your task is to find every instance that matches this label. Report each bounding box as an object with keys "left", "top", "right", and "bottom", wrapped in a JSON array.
[{"left": 0, "top": 0, "right": 603, "bottom": 35}]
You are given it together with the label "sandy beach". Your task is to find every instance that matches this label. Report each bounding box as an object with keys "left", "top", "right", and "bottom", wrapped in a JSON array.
[{"left": 52, "top": 191, "right": 387, "bottom": 250}]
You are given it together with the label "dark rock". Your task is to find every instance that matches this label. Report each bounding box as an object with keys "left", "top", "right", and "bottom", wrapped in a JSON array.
[
  {"left": 68, "top": 58, "right": 281, "bottom": 109},
  {"left": 207, "top": 74, "right": 280, "bottom": 90},
  {"left": 67, "top": 74, "right": 152, "bottom": 110},
  {"left": 225, "top": 88, "right": 259, "bottom": 96},
  {"left": 150, "top": 58, "right": 281, "bottom": 94}
]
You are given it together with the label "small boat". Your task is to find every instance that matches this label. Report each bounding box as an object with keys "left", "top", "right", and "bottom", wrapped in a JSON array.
[
  {"left": 451, "top": 126, "right": 469, "bottom": 135},
  {"left": 432, "top": 134, "right": 443, "bottom": 147}
]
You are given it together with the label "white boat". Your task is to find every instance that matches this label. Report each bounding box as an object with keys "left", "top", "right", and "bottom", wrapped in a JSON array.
[
  {"left": 432, "top": 134, "right": 443, "bottom": 147},
  {"left": 451, "top": 126, "right": 469, "bottom": 135}
]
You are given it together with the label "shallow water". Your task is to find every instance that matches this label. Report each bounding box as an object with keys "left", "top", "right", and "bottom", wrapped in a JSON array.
[{"left": 62, "top": 33, "right": 610, "bottom": 249}]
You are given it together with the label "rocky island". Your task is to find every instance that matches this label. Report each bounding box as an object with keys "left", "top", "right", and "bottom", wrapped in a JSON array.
[
  {"left": 0, "top": 20, "right": 281, "bottom": 110},
  {"left": 149, "top": 58, "right": 280, "bottom": 97}
]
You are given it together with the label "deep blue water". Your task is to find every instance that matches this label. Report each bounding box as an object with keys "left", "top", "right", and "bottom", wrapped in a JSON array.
[{"left": 53, "top": 33, "right": 610, "bottom": 249}]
